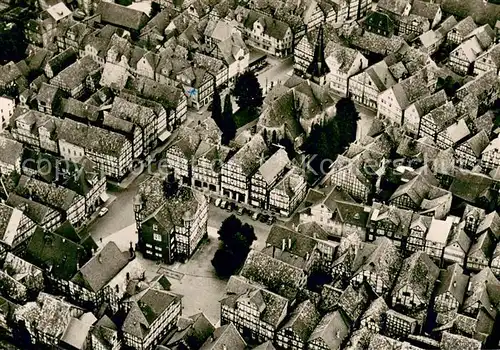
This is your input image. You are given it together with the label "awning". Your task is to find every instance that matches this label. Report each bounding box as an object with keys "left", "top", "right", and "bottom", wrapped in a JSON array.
[
  {"left": 159, "top": 130, "right": 171, "bottom": 142},
  {"left": 100, "top": 192, "right": 110, "bottom": 203}
]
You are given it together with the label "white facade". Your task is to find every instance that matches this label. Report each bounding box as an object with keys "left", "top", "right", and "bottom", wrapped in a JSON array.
[{"left": 0, "top": 96, "right": 15, "bottom": 133}]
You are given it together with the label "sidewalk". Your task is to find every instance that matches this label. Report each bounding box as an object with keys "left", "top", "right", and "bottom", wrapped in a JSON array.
[
  {"left": 108, "top": 141, "right": 171, "bottom": 189},
  {"left": 80, "top": 192, "right": 117, "bottom": 232}
]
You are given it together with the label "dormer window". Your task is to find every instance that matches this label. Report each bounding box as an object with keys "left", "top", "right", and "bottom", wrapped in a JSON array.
[{"left": 153, "top": 224, "right": 158, "bottom": 231}]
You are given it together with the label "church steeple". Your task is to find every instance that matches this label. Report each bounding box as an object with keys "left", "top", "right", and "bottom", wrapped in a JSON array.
[{"left": 306, "top": 26, "right": 330, "bottom": 85}]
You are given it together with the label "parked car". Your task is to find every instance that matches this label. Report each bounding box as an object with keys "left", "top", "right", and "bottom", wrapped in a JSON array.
[
  {"left": 215, "top": 198, "right": 221, "bottom": 207},
  {"left": 252, "top": 212, "right": 260, "bottom": 221},
  {"left": 98, "top": 207, "right": 109, "bottom": 217},
  {"left": 259, "top": 214, "right": 269, "bottom": 223},
  {"left": 237, "top": 207, "right": 245, "bottom": 216},
  {"left": 220, "top": 200, "right": 227, "bottom": 209},
  {"left": 267, "top": 216, "right": 275, "bottom": 225},
  {"left": 226, "top": 202, "right": 235, "bottom": 212}
]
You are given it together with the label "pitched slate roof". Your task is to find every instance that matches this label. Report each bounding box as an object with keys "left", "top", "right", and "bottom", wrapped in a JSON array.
[
  {"left": 280, "top": 300, "right": 320, "bottom": 342},
  {"left": 167, "top": 313, "right": 215, "bottom": 349},
  {"left": 436, "top": 0, "right": 500, "bottom": 28},
  {"left": 0, "top": 136, "right": 23, "bottom": 167},
  {"left": 476, "top": 211, "right": 500, "bottom": 239},
  {"left": 353, "top": 237, "right": 403, "bottom": 293},
  {"left": 256, "top": 149, "right": 289, "bottom": 185},
  {"left": 5, "top": 193, "right": 54, "bottom": 225},
  {"left": 446, "top": 221, "right": 471, "bottom": 253},
  {"left": 71, "top": 242, "right": 129, "bottom": 292},
  {"left": 436, "top": 263, "right": 468, "bottom": 304},
  {"left": 266, "top": 225, "right": 318, "bottom": 258},
  {"left": 337, "top": 283, "right": 372, "bottom": 324},
  {"left": 58, "top": 118, "right": 130, "bottom": 157},
  {"left": 440, "top": 331, "right": 481, "bottom": 350},
  {"left": 97, "top": 2, "right": 149, "bottom": 31},
  {"left": 25, "top": 228, "right": 89, "bottom": 281},
  {"left": 223, "top": 275, "right": 288, "bottom": 327},
  {"left": 199, "top": 324, "right": 246, "bottom": 350},
  {"left": 378, "top": 0, "right": 411, "bottom": 15},
  {"left": 410, "top": 0, "right": 441, "bottom": 20},
  {"left": 122, "top": 288, "right": 180, "bottom": 339},
  {"left": 240, "top": 250, "right": 306, "bottom": 300}
]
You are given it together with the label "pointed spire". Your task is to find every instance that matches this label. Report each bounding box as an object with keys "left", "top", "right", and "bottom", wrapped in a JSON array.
[{"left": 307, "top": 25, "right": 330, "bottom": 81}]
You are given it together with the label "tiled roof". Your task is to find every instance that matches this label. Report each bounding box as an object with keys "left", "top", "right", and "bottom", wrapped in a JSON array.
[
  {"left": 16, "top": 175, "right": 79, "bottom": 212},
  {"left": 309, "top": 310, "right": 349, "bottom": 349},
  {"left": 241, "top": 9, "right": 291, "bottom": 40},
  {"left": 71, "top": 242, "right": 129, "bottom": 292},
  {"left": 436, "top": 263, "right": 468, "bottom": 304},
  {"left": 240, "top": 250, "right": 306, "bottom": 300},
  {"left": 477, "top": 211, "right": 500, "bottom": 238},
  {"left": 97, "top": 1, "right": 149, "bottom": 31},
  {"left": 122, "top": 288, "right": 180, "bottom": 339},
  {"left": 325, "top": 42, "right": 363, "bottom": 74},
  {"left": 167, "top": 313, "right": 215, "bottom": 349},
  {"left": 61, "top": 98, "right": 100, "bottom": 123},
  {"left": 257, "top": 149, "right": 289, "bottom": 185},
  {"left": 110, "top": 96, "right": 155, "bottom": 128},
  {"left": 280, "top": 300, "right": 320, "bottom": 341},
  {"left": 58, "top": 118, "right": 130, "bottom": 157},
  {"left": 266, "top": 225, "right": 318, "bottom": 259},
  {"left": 258, "top": 90, "right": 305, "bottom": 140},
  {"left": 378, "top": 0, "right": 411, "bottom": 15},
  {"left": 6, "top": 193, "right": 53, "bottom": 225},
  {"left": 51, "top": 56, "right": 101, "bottom": 91},
  {"left": 440, "top": 331, "right": 481, "bottom": 350},
  {"left": 446, "top": 221, "right": 471, "bottom": 253},
  {"left": 337, "top": 283, "right": 372, "bottom": 324},
  {"left": 464, "top": 268, "right": 500, "bottom": 318},
  {"left": 46, "top": 48, "right": 77, "bottom": 77},
  {"left": 449, "top": 169, "right": 494, "bottom": 203},
  {"left": 223, "top": 275, "right": 288, "bottom": 327},
  {"left": 410, "top": 0, "right": 440, "bottom": 20},
  {"left": 393, "top": 251, "right": 439, "bottom": 304},
  {"left": 352, "top": 237, "right": 403, "bottom": 292},
  {"left": 437, "top": 0, "right": 500, "bottom": 28},
  {"left": 36, "top": 293, "right": 79, "bottom": 340},
  {"left": 25, "top": 228, "right": 89, "bottom": 281},
  {"left": 199, "top": 324, "right": 246, "bottom": 350},
  {"left": 229, "top": 134, "right": 268, "bottom": 176},
  {"left": 0, "top": 136, "right": 23, "bottom": 167}
]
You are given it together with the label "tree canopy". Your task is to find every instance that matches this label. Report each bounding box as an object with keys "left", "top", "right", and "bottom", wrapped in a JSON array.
[
  {"left": 233, "top": 71, "right": 264, "bottom": 114},
  {"left": 212, "top": 215, "right": 256, "bottom": 277},
  {"left": 302, "top": 97, "right": 359, "bottom": 179},
  {"left": 211, "top": 86, "right": 222, "bottom": 127},
  {"left": 221, "top": 94, "right": 236, "bottom": 145}
]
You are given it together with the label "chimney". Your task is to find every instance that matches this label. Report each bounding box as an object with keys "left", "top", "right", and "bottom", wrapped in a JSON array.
[
  {"left": 98, "top": 254, "right": 102, "bottom": 263},
  {"left": 453, "top": 281, "right": 457, "bottom": 288},
  {"left": 305, "top": 252, "right": 309, "bottom": 261},
  {"left": 288, "top": 238, "right": 292, "bottom": 249},
  {"left": 282, "top": 239, "right": 286, "bottom": 251}
]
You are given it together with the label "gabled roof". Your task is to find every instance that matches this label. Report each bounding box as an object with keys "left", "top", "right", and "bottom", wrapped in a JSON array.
[
  {"left": 0, "top": 136, "right": 23, "bottom": 167},
  {"left": 280, "top": 300, "right": 320, "bottom": 342},
  {"left": 266, "top": 225, "right": 318, "bottom": 259},
  {"left": 199, "top": 324, "right": 246, "bottom": 350},
  {"left": 436, "top": 263, "right": 468, "bottom": 304},
  {"left": 97, "top": 2, "right": 149, "bottom": 31},
  {"left": 167, "top": 313, "right": 215, "bottom": 349},
  {"left": 392, "top": 251, "right": 439, "bottom": 304},
  {"left": 223, "top": 275, "right": 288, "bottom": 327},
  {"left": 308, "top": 310, "right": 349, "bottom": 349},
  {"left": 122, "top": 288, "right": 180, "bottom": 339},
  {"left": 410, "top": 0, "right": 441, "bottom": 20},
  {"left": 240, "top": 250, "right": 306, "bottom": 300},
  {"left": 256, "top": 149, "right": 289, "bottom": 185},
  {"left": 71, "top": 242, "right": 129, "bottom": 292}
]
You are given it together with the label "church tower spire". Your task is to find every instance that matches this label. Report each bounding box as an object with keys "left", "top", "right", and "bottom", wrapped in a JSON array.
[{"left": 306, "top": 25, "right": 330, "bottom": 85}]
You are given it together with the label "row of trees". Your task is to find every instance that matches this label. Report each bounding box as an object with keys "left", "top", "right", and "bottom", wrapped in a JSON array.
[
  {"left": 302, "top": 97, "right": 360, "bottom": 176},
  {"left": 212, "top": 215, "right": 256, "bottom": 277}
]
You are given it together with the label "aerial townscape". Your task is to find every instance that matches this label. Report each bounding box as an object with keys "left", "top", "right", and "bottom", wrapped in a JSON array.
[{"left": 1, "top": 0, "right": 500, "bottom": 348}]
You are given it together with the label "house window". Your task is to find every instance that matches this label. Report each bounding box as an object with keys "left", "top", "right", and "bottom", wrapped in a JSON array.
[{"left": 154, "top": 233, "right": 162, "bottom": 242}]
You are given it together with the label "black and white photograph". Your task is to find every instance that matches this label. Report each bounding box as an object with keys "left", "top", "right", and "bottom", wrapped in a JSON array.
[{"left": 0, "top": 0, "right": 499, "bottom": 348}]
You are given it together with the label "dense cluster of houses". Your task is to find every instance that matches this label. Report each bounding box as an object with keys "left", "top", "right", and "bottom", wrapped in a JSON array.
[{"left": 1, "top": 0, "right": 500, "bottom": 347}]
